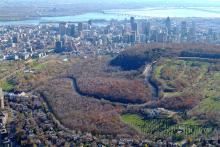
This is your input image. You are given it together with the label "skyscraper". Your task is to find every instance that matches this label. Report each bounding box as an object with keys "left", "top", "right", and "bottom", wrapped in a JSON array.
[
  {"left": 130, "top": 17, "right": 137, "bottom": 33},
  {"left": 145, "top": 21, "right": 151, "bottom": 43},
  {"left": 181, "top": 21, "right": 187, "bottom": 42},
  {"left": 130, "top": 31, "right": 136, "bottom": 44},
  {"left": 133, "top": 23, "right": 138, "bottom": 33},
  {"left": 88, "top": 20, "right": 92, "bottom": 30},
  {"left": 165, "top": 17, "right": 171, "bottom": 34},
  {"left": 130, "top": 17, "right": 135, "bottom": 28},
  {"left": 188, "top": 21, "right": 196, "bottom": 42},
  {"left": 55, "top": 41, "right": 63, "bottom": 53},
  {"left": 70, "top": 24, "right": 77, "bottom": 37},
  {"left": 12, "top": 36, "right": 18, "bottom": 43},
  {"left": 78, "top": 22, "right": 83, "bottom": 33},
  {"left": 59, "top": 22, "right": 67, "bottom": 36}
]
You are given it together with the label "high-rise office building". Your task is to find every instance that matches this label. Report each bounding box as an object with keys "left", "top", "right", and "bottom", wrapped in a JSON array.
[
  {"left": 130, "top": 17, "right": 135, "bottom": 28},
  {"left": 78, "top": 22, "right": 83, "bottom": 33},
  {"left": 150, "top": 30, "right": 158, "bottom": 42},
  {"left": 12, "top": 35, "right": 18, "bottom": 47},
  {"left": 181, "top": 21, "right": 187, "bottom": 36},
  {"left": 188, "top": 21, "right": 196, "bottom": 42},
  {"left": 144, "top": 21, "right": 151, "bottom": 42},
  {"left": 130, "top": 31, "right": 136, "bottom": 44},
  {"left": 133, "top": 23, "right": 138, "bottom": 33},
  {"left": 55, "top": 41, "right": 63, "bottom": 53},
  {"left": 70, "top": 24, "right": 77, "bottom": 37},
  {"left": 165, "top": 17, "right": 171, "bottom": 34},
  {"left": 12, "top": 36, "right": 18, "bottom": 43},
  {"left": 88, "top": 20, "right": 92, "bottom": 30},
  {"left": 207, "top": 28, "right": 216, "bottom": 42},
  {"left": 181, "top": 21, "right": 188, "bottom": 42},
  {"left": 59, "top": 22, "right": 67, "bottom": 36},
  {"left": 130, "top": 17, "right": 138, "bottom": 33}
]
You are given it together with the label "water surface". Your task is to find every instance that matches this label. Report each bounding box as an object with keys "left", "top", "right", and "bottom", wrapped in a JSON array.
[{"left": 1, "top": 7, "right": 220, "bottom": 25}]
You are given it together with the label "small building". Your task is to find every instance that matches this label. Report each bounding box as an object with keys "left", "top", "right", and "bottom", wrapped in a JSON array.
[
  {"left": 19, "top": 52, "right": 30, "bottom": 60},
  {"left": 3, "top": 54, "right": 19, "bottom": 60},
  {"left": 32, "top": 52, "right": 46, "bottom": 59}
]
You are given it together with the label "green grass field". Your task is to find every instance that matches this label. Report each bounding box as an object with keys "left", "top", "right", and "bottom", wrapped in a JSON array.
[
  {"left": 154, "top": 58, "right": 220, "bottom": 106},
  {"left": 30, "top": 60, "right": 47, "bottom": 71},
  {"left": 190, "top": 72, "right": 220, "bottom": 125},
  {"left": 1, "top": 80, "right": 15, "bottom": 91},
  {"left": 0, "top": 61, "right": 24, "bottom": 91},
  {"left": 150, "top": 58, "right": 220, "bottom": 136},
  {"left": 122, "top": 113, "right": 213, "bottom": 140}
]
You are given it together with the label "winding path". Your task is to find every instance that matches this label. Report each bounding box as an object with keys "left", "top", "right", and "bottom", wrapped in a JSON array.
[
  {"left": 67, "top": 62, "right": 160, "bottom": 107},
  {"left": 143, "top": 62, "right": 159, "bottom": 100},
  {"left": 68, "top": 77, "right": 130, "bottom": 106}
]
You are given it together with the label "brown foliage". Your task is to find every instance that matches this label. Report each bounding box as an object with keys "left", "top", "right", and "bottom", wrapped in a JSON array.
[
  {"left": 76, "top": 77, "right": 151, "bottom": 104},
  {"left": 158, "top": 94, "right": 201, "bottom": 110},
  {"left": 131, "top": 43, "right": 220, "bottom": 53},
  {"left": 37, "top": 78, "right": 138, "bottom": 137},
  {"left": 111, "top": 43, "right": 220, "bottom": 71}
]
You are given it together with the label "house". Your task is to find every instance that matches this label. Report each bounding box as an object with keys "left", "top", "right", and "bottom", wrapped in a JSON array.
[
  {"left": 19, "top": 52, "right": 30, "bottom": 60},
  {"left": 3, "top": 54, "right": 19, "bottom": 60},
  {"left": 32, "top": 52, "right": 46, "bottom": 59}
]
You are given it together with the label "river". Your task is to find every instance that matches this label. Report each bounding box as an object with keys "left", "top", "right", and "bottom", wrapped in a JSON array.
[{"left": 1, "top": 7, "right": 220, "bottom": 26}]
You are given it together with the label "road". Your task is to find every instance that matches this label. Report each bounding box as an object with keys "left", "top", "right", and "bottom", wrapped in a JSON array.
[{"left": 143, "top": 62, "right": 159, "bottom": 100}]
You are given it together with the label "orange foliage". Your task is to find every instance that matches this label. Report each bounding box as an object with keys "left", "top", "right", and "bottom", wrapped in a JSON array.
[{"left": 77, "top": 77, "right": 151, "bottom": 104}]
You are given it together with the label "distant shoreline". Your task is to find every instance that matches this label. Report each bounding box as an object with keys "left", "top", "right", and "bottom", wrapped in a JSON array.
[{"left": 1, "top": 7, "right": 220, "bottom": 25}]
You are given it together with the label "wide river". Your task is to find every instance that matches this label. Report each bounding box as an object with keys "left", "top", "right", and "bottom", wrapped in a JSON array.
[{"left": 1, "top": 7, "right": 220, "bottom": 25}]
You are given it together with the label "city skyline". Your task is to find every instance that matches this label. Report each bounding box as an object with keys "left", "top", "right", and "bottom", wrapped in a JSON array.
[{"left": 0, "top": 1, "right": 220, "bottom": 146}]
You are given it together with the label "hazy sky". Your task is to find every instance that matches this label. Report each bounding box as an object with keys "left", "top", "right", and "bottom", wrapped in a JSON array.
[
  {"left": 1, "top": 0, "right": 220, "bottom": 6},
  {"left": 1, "top": 0, "right": 220, "bottom": 3}
]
